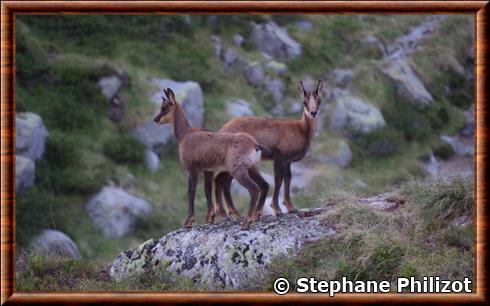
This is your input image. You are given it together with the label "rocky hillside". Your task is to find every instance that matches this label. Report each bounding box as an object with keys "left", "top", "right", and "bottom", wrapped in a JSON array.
[
  {"left": 15, "top": 14, "right": 474, "bottom": 278},
  {"left": 16, "top": 178, "right": 474, "bottom": 291}
]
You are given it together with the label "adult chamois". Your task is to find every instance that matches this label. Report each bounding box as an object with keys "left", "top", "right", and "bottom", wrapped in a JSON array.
[
  {"left": 153, "top": 88, "right": 270, "bottom": 230},
  {"left": 214, "top": 80, "right": 323, "bottom": 218}
]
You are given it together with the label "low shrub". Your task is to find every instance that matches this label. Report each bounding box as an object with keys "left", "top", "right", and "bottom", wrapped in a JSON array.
[{"left": 103, "top": 133, "right": 145, "bottom": 165}]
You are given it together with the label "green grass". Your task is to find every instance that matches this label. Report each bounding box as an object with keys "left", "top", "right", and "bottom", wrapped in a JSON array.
[
  {"left": 264, "top": 177, "right": 474, "bottom": 290},
  {"left": 17, "top": 178, "right": 474, "bottom": 291}
]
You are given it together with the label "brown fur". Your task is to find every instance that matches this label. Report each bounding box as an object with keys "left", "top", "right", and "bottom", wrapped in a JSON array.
[
  {"left": 154, "top": 88, "right": 269, "bottom": 230},
  {"left": 216, "top": 80, "right": 323, "bottom": 217}
]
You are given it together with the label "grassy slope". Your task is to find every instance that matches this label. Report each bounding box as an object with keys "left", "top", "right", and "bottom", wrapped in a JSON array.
[
  {"left": 16, "top": 178, "right": 473, "bottom": 291},
  {"left": 16, "top": 15, "right": 473, "bottom": 269}
]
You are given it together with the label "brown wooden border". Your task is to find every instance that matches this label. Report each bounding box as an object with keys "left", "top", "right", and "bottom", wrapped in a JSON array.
[{"left": 1, "top": 1, "right": 488, "bottom": 304}]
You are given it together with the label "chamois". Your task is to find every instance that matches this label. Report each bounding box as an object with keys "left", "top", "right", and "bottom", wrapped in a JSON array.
[
  {"left": 215, "top": 80, "right": 323, "bottom": 218},
  {"left": 153, "top": 88, "right": 270, "bottom": 230}
]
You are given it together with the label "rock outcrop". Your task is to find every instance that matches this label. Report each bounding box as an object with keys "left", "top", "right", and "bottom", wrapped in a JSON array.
[
  {"left": 226, "top": 99, "right": 254, "bottom": 118},
  {"left": 250, "top": 21, "right": 302, "bottom": 60},
  {"left": 16, "top": 112, "right": 49, "bottom": 191},
  {"left": 110, "top": 208, "right": 336, "bottom": 289},
  {"left": 16, "top": 156, "right": 35, "bottom": 191},
  {"left": 381, "top": 58, "right": 433, "bottom": 107},
  {"left": 30, "top": 229, "right": 82, "bottom": 259},
  {"left": 16, "top": 112, "right": 49, "bottom": 162},
  {"left": 86, "top": 187, "right": 153, "bottom": 238},
  {"left": 330, "top": 93, "right": 385, "bottom": 134}
]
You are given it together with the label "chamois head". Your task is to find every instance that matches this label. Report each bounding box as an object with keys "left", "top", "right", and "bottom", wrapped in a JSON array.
[
  {"left": 154, "top": 88, "right": 177, "bottom": 125},
  {"left": 298, "top": 80, "right": 323, "bottom": 119}
]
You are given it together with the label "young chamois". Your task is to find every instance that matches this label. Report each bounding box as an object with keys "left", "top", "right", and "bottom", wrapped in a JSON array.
[
  {"left": 214, "top": 80, "right": 323, "bottom": 218},
  {"left": 153, "top": 88, "right": 270, "bottom": 230}
]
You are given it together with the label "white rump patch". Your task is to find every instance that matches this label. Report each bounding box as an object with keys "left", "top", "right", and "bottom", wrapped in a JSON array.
[{"left": 249, "top": 148, "right": 262, "bottom": 165}]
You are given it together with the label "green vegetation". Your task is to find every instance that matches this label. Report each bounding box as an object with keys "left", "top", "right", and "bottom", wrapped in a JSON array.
[
  {"left": 264, "top": 178, "right": 474, "bottom": 290},
  {"left": 15, "top": 14, "right": 473, "bottom": 291},
  {"left": 16, "top": 178, "right": 473, "bottom": 291}
]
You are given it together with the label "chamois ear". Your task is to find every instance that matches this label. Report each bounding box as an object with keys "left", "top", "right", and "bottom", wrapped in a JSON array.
[
  {"left": 316, "top": 80, "right": 324, "bottom": 94},
  {"left": 298, "top": 81, "right": 306, "bottom": 96},
  {"left": 166, "top": 88, "right": 176, "bottom": 104}
]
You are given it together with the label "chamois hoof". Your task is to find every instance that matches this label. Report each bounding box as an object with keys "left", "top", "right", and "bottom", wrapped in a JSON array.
[
  {"left": 290, "top": 209, "right": 307, "bottom": 218},
  {"left": 182, "top": 217, "right": 195, "bottom": 229},
  {"left": 240, "top": 222, "right": 251, "bottom": 230},
  {"left": 274, "top": 212, "right": 285, "bottom": 218}
]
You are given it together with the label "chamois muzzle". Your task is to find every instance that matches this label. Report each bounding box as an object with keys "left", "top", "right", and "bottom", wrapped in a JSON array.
[{"left": 153, "top": 114, "right": 163, "bottom": 124}]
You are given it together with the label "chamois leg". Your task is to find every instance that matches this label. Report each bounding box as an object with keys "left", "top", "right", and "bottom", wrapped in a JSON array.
[
  {"left": 234, "top": 169, "right": 260, "bottom": 230},
  {"left": 204, "top": 171, "right": 215, "bottom": 224},
  {"left": 272, "top": 161, "right": 285, "bottom": 216},
  {"left": 213, "top": 173, "right": 229, "bottom": 220},
  {"left": 248, "top": 167, "right": 269, "bottom": 220},
  {"left": 221, "top": 173, "right": 242, "bottom": 220},
  {"left": 283, "top": 163, "right": 299, "bottom": 214},
  {"left": 183, "top": 170, "right": 198, "bottom": 228}
]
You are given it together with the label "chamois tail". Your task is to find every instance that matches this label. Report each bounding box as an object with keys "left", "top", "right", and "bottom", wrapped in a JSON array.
[{"left": 256, "top": 144, "right": 273, "bottom": 159}]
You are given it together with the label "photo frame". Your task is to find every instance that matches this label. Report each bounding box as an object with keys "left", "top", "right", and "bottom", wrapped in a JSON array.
[{"left": 1, "top": 1, "right": 487, "bottom": 304}]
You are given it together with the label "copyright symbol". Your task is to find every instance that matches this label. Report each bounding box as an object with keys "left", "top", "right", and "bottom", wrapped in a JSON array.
[{"left": 274, "top": 277, "right": 290, "bottom": 295}]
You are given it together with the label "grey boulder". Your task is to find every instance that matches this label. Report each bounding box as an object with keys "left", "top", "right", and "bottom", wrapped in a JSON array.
[
  {"left": 330, "top": 93, "right": 386, "bottom": 134},
  {"left": 86, "top": 187, "right": 153, "bottom": 238},
  {"left": 110, "top": 209, "right": 336, "bottom": 289},
  {"left": 16, "top": 112, "right": 49, "bottom": 161},
  {"left": 16, "top": 156, "right": 35, "bottom": 192},
  {"left": 31, "top": 229, "right": 81, "bottom": 259},
  {"left": 250, "top": 21, "right": 302, "bottom": 60}
]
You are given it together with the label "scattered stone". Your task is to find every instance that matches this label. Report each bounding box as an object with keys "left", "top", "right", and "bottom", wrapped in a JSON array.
[
  {"left": 16, "top": 112, "right": 49, "bottom": 162},
  {"left": 265, "top": 61, "right": 288, "bottom": 75},
  {"left": 294, "top": 20, "right": 313, "bottom": 31},
  {"left": 352, "top": 179, "right": 368, "bottom": 190},
  {"left": 356, "top": 192, "right": 405, "bottom": 211},
  {"left": 16, "top": 156, "right": 35, "bottom": 192},
  {"left": 243, "top": 62, "right": 265, "bottom": 87},
  {"left": 265, "top": 78, "right": 285, "bottom": 103},
  {"left": 209, "top": 35, "right": 222, "bottom": 57},
  {"left": 233, "top": 34, "right": 245, "bottom": 47},
  {"left": 381, "top": 57, "right": 433, "bottom": 107},
  {"left": 332, "top": 68, "right": 355, "bottom": 88},
  {"left": 86, "top": 187, "right": 153, "bottom": 238},
  {"left": 250, "top": 21, "right": 302, "bottom": 60},
  {"left": 226, "top": 99, "right": 254, "bottom": 118},
  {"left": 110, "top": 208, "right": 336, "bottom": 289},
  {"left": 98, "top": 75, "right": 124, "bottom": 101},
  {"left": 330, "top": 93, "right": 386, "bottom": 134},
  {"left": 441, "top": 135, "right": 474, "bottom": 157},
  {"left": 31, "top": 229, "right": 82, "bottom": 259},
  {"left": 317, "top": 140, "right": 353, "bottom": 168},
  {"left": 145, "top": 149, "right": 160, "bottom": 172},
  {"left": 221, "top": 48, "right": 239, "bottom": 67}
]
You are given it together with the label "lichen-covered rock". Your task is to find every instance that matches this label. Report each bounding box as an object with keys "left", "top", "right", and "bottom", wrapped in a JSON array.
[
  {"left": 381, "top": 57, "right": 433, "bottom": 107},
  {"left": 332, "top": 68, "right": 355, "bottom": 88},
  {"left": 132, "top": 79, "right": 204, "bottom": 148},
  {"left": 31, "top": 229, "right": 81, "bottom": 259},
  {"left": 250, "top": 21, "right": 302, "bottom": 60},
  {"left": 16, "top": 155, "right": 35, "bottom": 191},
  {"left": 110, "top": 209, "right": 336, "bottom": 289},
  {"left": 330, "top": 93, "right": 385, "bottom": 134},
  {"left": 86, "top": 186, "right": 153, "bottom": 238},
  {"left": 16, "top": 112, "right": 49, "bottom": 161}
]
